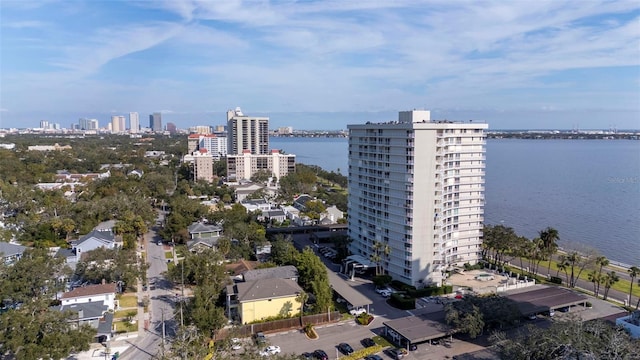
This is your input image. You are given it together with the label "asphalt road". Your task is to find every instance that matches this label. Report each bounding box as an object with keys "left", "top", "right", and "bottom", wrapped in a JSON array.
[{"left": 120, "top": 211, "right": 177, "bottom": 360}]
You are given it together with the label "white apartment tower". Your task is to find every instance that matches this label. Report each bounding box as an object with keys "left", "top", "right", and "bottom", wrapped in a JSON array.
[
  {"left": 129, "top": 112, "right": 140, "bottom": 133},
  {"left": 347, "top": 110, "right": 488, "bottom": 287},
  {"left": 226, "top": 107, "right": 269, "bottom": 155}
]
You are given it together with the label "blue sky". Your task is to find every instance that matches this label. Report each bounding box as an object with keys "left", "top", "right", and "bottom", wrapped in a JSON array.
[{"left": 1, "top": 0, "right": 639, "bottom": 130}]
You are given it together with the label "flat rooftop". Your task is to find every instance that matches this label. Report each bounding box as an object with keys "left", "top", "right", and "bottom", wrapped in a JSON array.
[
  {"left": 504, "top": 286, "right": 588, "bottom": 315},
  {"left": 383, "top": 306, "right": 451, "bottom": 343}
]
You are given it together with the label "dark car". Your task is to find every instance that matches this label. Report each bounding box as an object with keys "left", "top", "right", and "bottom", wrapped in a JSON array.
[
  {"left": 386, "top": 348, "right": 406, "bottom": 360},
  {"left": 337, "top": 343, "right": 354, "bottom": 355},
  {"left": 313, "top": 350, "right": 329, "bottom": 360},
  {"left": 366, "top": 355, "right": 383, "bottom": 360},
  {"left": 361, "top": 338, "right": 376, "bottom": 348},
  {"left": 254, "top": 332, "right": 266, "bottom": 345},
  {"left": 559, "top": 306, "right": 570, "bottom": 312},
  {"left": 301, "top": 352, "right": 313, "bottom": 360}
]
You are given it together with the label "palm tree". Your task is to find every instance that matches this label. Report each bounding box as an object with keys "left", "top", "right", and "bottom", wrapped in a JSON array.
[
  {"left": 587, "top": 270, "right": 600, "bottom": 296},
  {"left": 602, "top": 271, "right": 620, "bottom": 300},
  {"left": 556, "top": 255, "right": 569, "bottom": 285},
  {"left": 539, "top": 227, "right": 559, "bottom": 274},
  {"left": 595, "top": 256, "right": 609, "bottom": 296},
  {"left": 628, "top": 266, "right": 639, "bottom": 307},
  {"left": 295, "top": 291, "right": 309, "bottom": 326},
  {"left": 370, "top": 241, "right": 382, "bottom": 276}
]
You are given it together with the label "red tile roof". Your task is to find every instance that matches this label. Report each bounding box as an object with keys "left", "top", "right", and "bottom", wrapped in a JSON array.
[{"left": 61, "top": 283, "right": 117, "bottom": 299}]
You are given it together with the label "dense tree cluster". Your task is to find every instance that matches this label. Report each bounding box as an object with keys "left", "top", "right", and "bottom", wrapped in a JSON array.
[
  {"left": 444, "top": 295, "right": 521, "bottom": 338},
  {"left": 0, "top": 249, "right": 96, "bottom": 358},
  {"left": 491, "top": 316, "right": 640, "bottom": 360}
]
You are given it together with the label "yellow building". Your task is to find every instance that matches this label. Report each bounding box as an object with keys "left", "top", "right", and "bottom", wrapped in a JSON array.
[{"left": 226, "top": 278, "right": 303, "bottom": 324}]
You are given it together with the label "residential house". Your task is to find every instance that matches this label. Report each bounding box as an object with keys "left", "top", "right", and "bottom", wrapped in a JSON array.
[
  {"left": 60, "top": 282, "right": 118, "bottom": 311},
  {"left": 58, "top": 302, "right": 114, "bottom": 342},
  {"left": 225, "top": 277, "right": 303, "bottom": 324},
  {"left": 71, "top": 229, "right": 120, "bottom": 259},
  {"left": 240, "top": 198, "right": 271, "bottom": 213},
  {"left": 0, "top": 242, "right": 27, "bottom": 265},
  {"left": 242, "top": 265, "right": 299, "bottom": 283},
  {"left": 293, "top": 194, "right": 313, "bottom": 212},
  {"left": 281, "top": 205, "right": 300, "bottom": 222},
  {"left": 320, "top": 205, "right": 344, "bottom": 224},
  {"left": 261, "top": 209, "right": 286, "bottom": 223},
  {"left": 234, "top": 183, "right": 265, "bottom": 203},
  {"left": 225, "top": 260, "right": 260, "bottom": 282},
  {"left": 187, "top": 222, "right": 222, "bottom": 252}
]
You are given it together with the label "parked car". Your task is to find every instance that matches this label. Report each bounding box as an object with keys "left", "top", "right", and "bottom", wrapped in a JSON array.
[
  {"left": 386, "top": 348, "right": 405, "bottom": 360},
  {"left": 260, "top": 345, "right": 281, "bottom": 356},
  {"left": 349, "top": 308, "right": 367, "bottom": 316},
  {"left": 337, "top": 343, "right": 354, "bottom": 355},
  {"left": 313, "top": 350, "right": 329, "bottom": 360},
  {"left": 366, "top": 355, "right": 383, "bottom": 360},
  {"left": 361, "top": 338, "right": 376, "bottom": 347},
  {"left": 254, "top": 332, "right": 267, "bottom": 345},
  {"left": 301, "top": 352, "right": 313, "bottom": 360},
  {"left": 527, "top": 313, "right": 537, "bottom": 320},
  {"left": 559, "top": 306, "right": 570, "bottom": 312},
  {"left": 231, "top": 338, "right": 242, "bottom": 350}
]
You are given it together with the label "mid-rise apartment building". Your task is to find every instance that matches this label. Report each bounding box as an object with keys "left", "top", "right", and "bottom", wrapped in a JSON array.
[
  {"left": 347, "top": 110, "right": 487, "bottom": 287},
  {"left": 227, "top": 107, "right": 269, "bottom": 155},
  {"left": 225, "top": 107, "right": 295, "bottom": 183},
  {"left": 187, "top": 134, "right": 228, "bottom": 160},
  {"left": 111, "top": 116, "right": 126, "bottom": 133}
]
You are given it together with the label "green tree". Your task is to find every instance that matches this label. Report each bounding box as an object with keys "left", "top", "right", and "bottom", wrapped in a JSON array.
[
  {"left": 295, "top": 248, "right": 332, "bottom": 314},
  {"left": 601, "top": 271, "right": 620, "bottom": 300},
  {"left": 627, "top": 266, "right": 639, "bottom": 307},
  {"left": 539, "top": 227, "right": 559, "bottom": 274},
  {"left": 444, "top": 300, "right": 484, "bottom": 338},
  {"left": 491, "top": 316, "right": 640, "bottom": 360},
  {"left": 595, "top": 256, "right": 610, "bottom": 297}
]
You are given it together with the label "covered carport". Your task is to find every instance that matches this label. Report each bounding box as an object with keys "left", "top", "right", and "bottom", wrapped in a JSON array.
[
  {"left": 505, "top": 286, "right": 589, "bottom": 316},
  {"left": 383, "top": 307, "right": 452, "bottom": 350},
  {"left": 326, "top": 268, "right": 373, "bottom": 312},
  {"left": 341, "top": 255, "right": 376, "bottom": 280}
]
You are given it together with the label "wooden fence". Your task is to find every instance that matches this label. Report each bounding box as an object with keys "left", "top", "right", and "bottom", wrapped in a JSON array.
[{"left": 214, "top": 311, "right": 341, "bottom": 340}]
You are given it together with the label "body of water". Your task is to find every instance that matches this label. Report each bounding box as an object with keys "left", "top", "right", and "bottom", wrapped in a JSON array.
[{"left": 271, "top": 137, "right": 640, "bottom": 266}]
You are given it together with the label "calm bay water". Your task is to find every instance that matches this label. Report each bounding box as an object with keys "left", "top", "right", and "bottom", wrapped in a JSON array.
[{"left": 271, "top": 137, "right": 640, "bottom": 266}]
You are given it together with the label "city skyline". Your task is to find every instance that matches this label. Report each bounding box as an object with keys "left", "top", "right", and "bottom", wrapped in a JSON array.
[{"left": 1, "top": 1, "right": 639, "bottom": 130}]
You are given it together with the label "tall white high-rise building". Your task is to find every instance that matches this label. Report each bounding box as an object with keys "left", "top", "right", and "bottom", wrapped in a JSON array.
[
  {"left": 347, "top": 110, "right": 488, "bottom": 287},
  {"left": 79, "top": 118, "right": 99, "bottom": 130},
  {"left": 129, "top": 112, "right": 139, "bottom": 133},
  {"left": 226, "top": 107, "right": 269, "bottom": 155},
  {"left": 111, "top": 115, "right": 126, "bottom": 133}
]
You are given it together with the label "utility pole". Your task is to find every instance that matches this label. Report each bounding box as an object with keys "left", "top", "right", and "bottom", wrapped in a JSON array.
[{"left": 180, "top": 259, "right": 185, "bottom": 327}]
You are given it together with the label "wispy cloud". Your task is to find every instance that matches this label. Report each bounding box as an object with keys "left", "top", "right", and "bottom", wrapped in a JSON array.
[{"left": 0, "top": 0, "right": 638, "bottom": 129}]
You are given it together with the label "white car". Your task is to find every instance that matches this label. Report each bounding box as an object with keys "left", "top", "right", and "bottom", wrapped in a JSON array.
[
  {"left": 349, "top": 308, "right": 367, "bottom": 316},
  {"left": 260, "top": 345, "right": 281, "bottom": 356},
  {"left": 231, "top": 338, "right": 242, "bottom": 350}
]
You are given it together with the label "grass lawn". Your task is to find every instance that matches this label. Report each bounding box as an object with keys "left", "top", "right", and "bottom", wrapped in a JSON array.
[
  {"left": 526, "top": 259, "right": 640, "bottom": 298},
  {"left": 117, "top": 295, "right": 138, "bottom": 308},
  {"left": 113, "top": 320, "right": 137, "bottom": 333},
  {"left": 114, "top": 309, "right": 138, "bottom": 320},
  {"left": 165, "top": 251, "right": 173, "bottom": 259}
]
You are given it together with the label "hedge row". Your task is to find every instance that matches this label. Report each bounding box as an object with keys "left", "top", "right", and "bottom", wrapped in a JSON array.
[
  {"left": 338, "top": 345, "right": 384, "bottom": 360},
  {"left": 389, "top": 294, "right": 415, "bottom": 310}
]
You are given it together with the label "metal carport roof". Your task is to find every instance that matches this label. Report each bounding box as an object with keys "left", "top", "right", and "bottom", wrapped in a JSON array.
[
  {"left": 505, "top": 286, "right": 588, "bottom": 315},
  {"left": 383, "top": 307, "right": 452, "bottom": 343},
  {"left": 326, "top": 267, "right": 373, "bottom": 308}
]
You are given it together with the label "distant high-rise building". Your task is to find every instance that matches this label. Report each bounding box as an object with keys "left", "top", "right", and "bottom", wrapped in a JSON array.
[
  {"left": 79, "top": 118, "right": 99, "bottom": 130},
  {"left": 166, "top": 122, "right": 177, "bottom": 134},
  {"left": 150, "top": 112, "right": 162, "bottom": 132},
  {"left": 188, "top": 134, "right": 228, "bottom": 160},
  {"left": 226, "top": 107, "right": 269, "bottom": 155},
  {"left": 223, "top": 107, "right": 295, "bottom": 183},
  {"left": 347, "top": 110, "right": 488, "bottom": 287},
  {"left": 277, "top": 126, "right": 293, "bottom": 135},
  {"left": 129, "top": 112, "right": 139, "bottom": 133},
  {"left": 111, "top": 115, "right": 126, "bottom": 133},
  {"left": 40, "top": 120, "right": 49, "bottom": 129}
]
